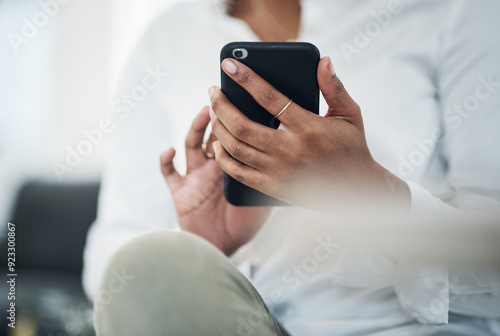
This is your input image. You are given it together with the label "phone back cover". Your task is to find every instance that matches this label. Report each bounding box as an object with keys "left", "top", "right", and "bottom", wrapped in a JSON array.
[{"left": 220, "top": 42, "right": 320, "bottom": 206}]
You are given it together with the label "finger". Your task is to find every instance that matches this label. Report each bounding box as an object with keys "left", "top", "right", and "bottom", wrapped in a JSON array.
[
  {"left": 185, "top": 106, "right": 211, "bottom": 172},
  {"left": 209, "top": 86, "right": 276, "bottom": 151},
  {"left": 318, "top": 57, "right": 363, "bottom": 126},
  {"left": 160, "top": 148, "right": 183, "bottom": 192},
  {"left": 213, "top": 141, "right": 266, "bottom": 192},
  {"left": 204, "top": 132, "right": 217, "bottom": 158},
  {"left": 220, "top": 59, "right": 307, "bottom": 126},
  {"left": 210, "top": 110, "right": 270, "bottom": 169}
]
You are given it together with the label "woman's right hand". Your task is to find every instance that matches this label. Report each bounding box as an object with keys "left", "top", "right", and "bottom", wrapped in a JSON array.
[{"left": 160, "top": 106, "right": 271, "bottom": 256}]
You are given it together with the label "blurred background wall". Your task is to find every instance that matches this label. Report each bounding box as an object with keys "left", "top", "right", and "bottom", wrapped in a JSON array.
[
  {"left": 0, "top": 0, "right": 181, "bottom": 224},
  {"left": 0, "top": 1, "right": 181, "bottom": 334}
]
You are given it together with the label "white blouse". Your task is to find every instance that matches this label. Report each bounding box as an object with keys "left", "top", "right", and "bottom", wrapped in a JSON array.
[{"left": 83, "top": 0, "right": 500, "bottom": 335}]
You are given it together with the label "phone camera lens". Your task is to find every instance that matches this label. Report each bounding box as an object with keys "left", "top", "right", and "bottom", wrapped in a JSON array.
[{"left": 232, "top": 48, "right": 248, "bottom": 59}]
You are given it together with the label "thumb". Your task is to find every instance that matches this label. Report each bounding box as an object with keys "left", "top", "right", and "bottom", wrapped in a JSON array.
[
  {"left": 160, "top": 148, "right": 183, "bottom": 192},
  {"left": 318, "top": 57, "right": 363, "bottom": 127}
]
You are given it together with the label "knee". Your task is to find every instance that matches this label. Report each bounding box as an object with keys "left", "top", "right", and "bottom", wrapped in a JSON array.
[
  {"left": 108, "top": 230, "right": 222, "bottom": 269},
  {"left": 92, "top": 231, "right": 231, "bottom": 335},
  {"left": 113, "top": 230, "right": 225, "bottom": 274},
  {"left": 94, "top": 230, "right": 227, "bottom": 303}
]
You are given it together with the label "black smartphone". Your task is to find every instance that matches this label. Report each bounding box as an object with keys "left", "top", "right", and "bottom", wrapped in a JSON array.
[{"left": 220, "top": 42, "right": 320, "bottom": 206}]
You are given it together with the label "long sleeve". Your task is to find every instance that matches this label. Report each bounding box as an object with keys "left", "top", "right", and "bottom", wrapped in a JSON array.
[
  {"left": 82, "top": 22, "right": 181, "bottom": 301},
  {"left": 82, "top": 0, "right": 225, "bottom": 300},
  {"left": 82, "top": 74, "right": 181, "bottom": 300},
  {"left": 409, "top": 0, "right": 500, "bottom": 213},
  {"left": 396, "top": 0, "right": 500, "bottom": 324}
]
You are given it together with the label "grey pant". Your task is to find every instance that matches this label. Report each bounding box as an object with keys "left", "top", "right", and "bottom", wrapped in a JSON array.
[{"left": 94, "top": 231, "right": 290, "bottom": 336}]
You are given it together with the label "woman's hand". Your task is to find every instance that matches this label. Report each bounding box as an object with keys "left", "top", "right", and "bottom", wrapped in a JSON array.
[
  {"left": 208, "top": 57, "right": 410, "bottom": 214},
  {"left": 160, "top": 107, "right": 271, "bottom": 256}
]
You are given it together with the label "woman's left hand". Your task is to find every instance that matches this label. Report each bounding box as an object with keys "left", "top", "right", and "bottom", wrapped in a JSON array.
[{"left": 209, "top": 56, "right": 410, "bottom": 214}]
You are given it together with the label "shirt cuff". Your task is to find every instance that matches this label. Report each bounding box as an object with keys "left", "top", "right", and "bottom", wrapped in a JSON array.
[
  {"left": 404, "top": 180, "right": 455, "bottom": 216},
  {"left": 396, "top": 180, "right": 452, "bottom": 324}
]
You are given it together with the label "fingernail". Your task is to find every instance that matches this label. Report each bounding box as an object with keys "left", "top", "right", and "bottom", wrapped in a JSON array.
[
  {"left": 161, "top": 148, "right": 173, "bottom": 163},
  {"left": 212, "top": 141, "right": 219, "bottom": 154},
  {"left": 327, "top": 57, "right": 335, "bottom": 76},
  {"left": 209, "top": 107, "right": 215, "bottom": 119},
  {"left": 222, "top": 59, "right": 237, "bottom": 75},
  {"left": 208, "top": 86, "right": 216, "bottom": 98}
]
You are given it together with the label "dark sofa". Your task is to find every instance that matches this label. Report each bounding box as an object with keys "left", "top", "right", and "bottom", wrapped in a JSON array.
[{"left": 0, "top": 182, "right": 100, "bottom": 336}]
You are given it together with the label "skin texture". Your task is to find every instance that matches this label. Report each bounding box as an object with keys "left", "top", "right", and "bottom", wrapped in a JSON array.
[
  {"left": 209, "top": 57, "right": 410, "bottom": 214},
  {"left": 160, "top": 107, "right": 271, "bottom": 256},
  {"left": 159, "top": 0, "right": 302, "bottom": 256},
  {"left": 160, "top": 1, "right": 409, "bottom": 255},
  {"left": 230, "top": 0, "right": 301, "bottom": 42}
]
